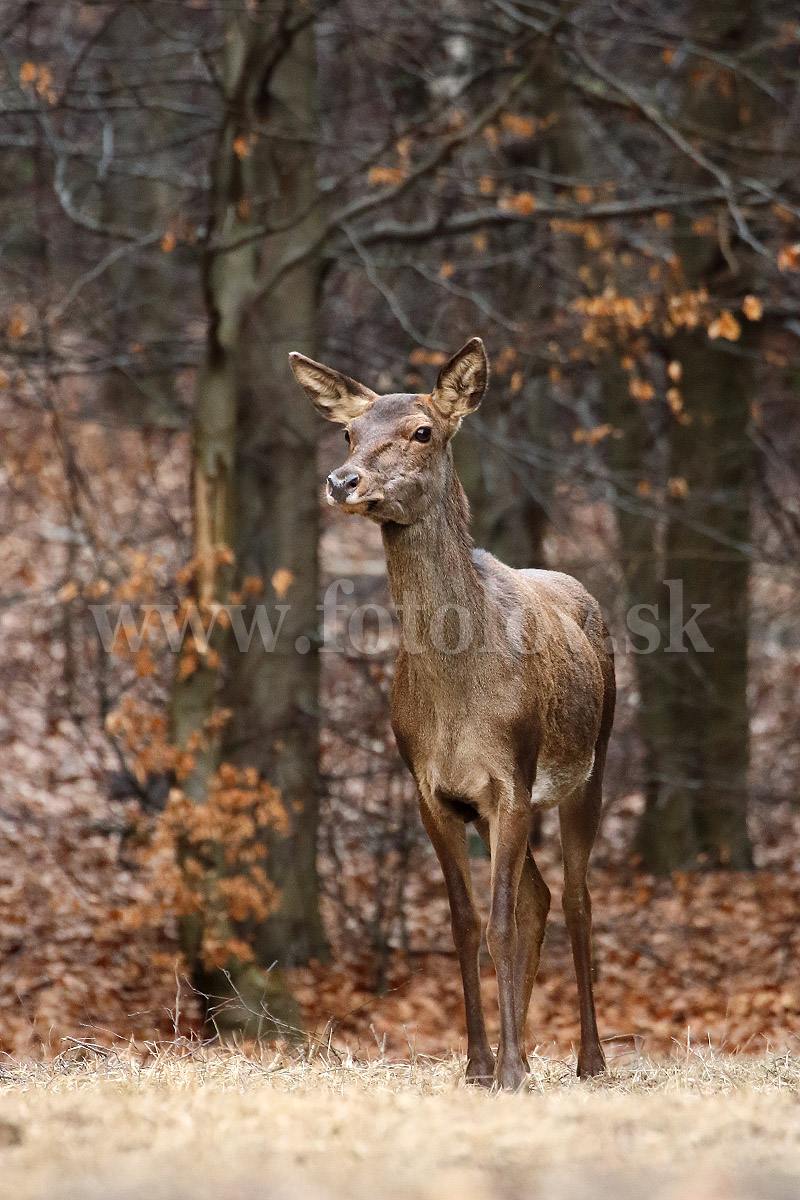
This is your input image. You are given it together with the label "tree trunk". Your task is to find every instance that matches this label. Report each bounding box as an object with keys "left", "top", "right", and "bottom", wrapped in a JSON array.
[
  {"left": 223, "top": 20, "right": 328, "bottom": 968},
  {"left": 168, "top": 1, "right": 310, "bottom": 1033},
  {"left": 626, "top": 0, "right": 758, "bottom": 872}
]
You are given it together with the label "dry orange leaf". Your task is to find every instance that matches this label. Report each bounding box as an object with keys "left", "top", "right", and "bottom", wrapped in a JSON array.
[
  {"left": 629, "top": 378, "right": 655, "bottom": 402},
  {"left": 707, "top": 310, "right": 741, "bottom": 341},
  {"left": 500, "top": 113, "right": 536, "bottom": 138},
  {"left": 367, "top": 165, "right": 405, "bottom": 187},
  {"left": 500, "top": 191, "right": 537, "bottom": 217},
  {"left": 134, "top": 647, "right": 156, "bottom": 678},
  {"left": 777, "top": 243, "right": 800, "bottom": 271},
  {"left": 742, "top": 295, "right": 763, "bottom": 321},
  {"left": 242, "top": 575, "right": 264, "bottom": 596},
  {"left": 178, "top": 653, "right": 198, "bottom": 680},
  {"left": 409, "top": 349, "right": 446, "bottom": 366},
  {"left": 7, "top": 314, "right": 28, "bottom": 340},
  {"left": 271, "top": 568, "right": 294, "bottom": 600}
]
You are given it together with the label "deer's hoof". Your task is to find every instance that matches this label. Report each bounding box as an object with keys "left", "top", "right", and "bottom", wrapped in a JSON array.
[
  {"left": 577, "top": 1047, "right": 606, "bottom": 1080},
  {"left": 465, "top": 1055, "right": 495, "bottom": 1087},
  {"left": 494, "top": 1056, "right": 528, "bottom": 1093}
]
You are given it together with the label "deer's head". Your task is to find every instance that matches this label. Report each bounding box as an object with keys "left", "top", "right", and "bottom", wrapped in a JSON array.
[{"left": 288, "top": 337, "right": 488, "bottom": 525}]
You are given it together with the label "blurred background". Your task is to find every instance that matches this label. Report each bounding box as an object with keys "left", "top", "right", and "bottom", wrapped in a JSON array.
[{"left": 0, "top": 0, "right": 799, "bottom": 1062}]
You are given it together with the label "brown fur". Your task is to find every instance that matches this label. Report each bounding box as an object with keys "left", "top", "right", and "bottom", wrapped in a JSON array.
[{"left": 290, "top": 339, "right": 616, "bottom": 1090}]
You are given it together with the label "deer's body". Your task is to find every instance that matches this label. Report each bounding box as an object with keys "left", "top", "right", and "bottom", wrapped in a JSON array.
[
  {"left": 389, "top": 534, "right": 607, "bottom": 816},
  {"left": 290, "top": 339, "right": 615, "bottom": 1091}
]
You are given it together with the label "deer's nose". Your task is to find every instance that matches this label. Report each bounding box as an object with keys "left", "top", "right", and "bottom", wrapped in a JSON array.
[{"left": 327, "top": 466, "right": 361, "bottom": 503}]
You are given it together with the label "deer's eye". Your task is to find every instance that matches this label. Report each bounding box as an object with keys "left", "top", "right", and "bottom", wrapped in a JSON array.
[
  {"left": 344, "top": 430, "right": 350, "bottom": 443},
  {"left": 413, "top": 426, "right": 432, "bottom": 443}
]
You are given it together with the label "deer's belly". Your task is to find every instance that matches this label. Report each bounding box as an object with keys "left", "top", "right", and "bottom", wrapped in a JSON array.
[
  {"left": 421, "top": 746, "right": 492, "bottom": 806},
  {"left": 530, "top": 753, "right": 594, "bottom": 809},
  {"left": 407, "top": 716, "right": 595, "bottom": 809}
]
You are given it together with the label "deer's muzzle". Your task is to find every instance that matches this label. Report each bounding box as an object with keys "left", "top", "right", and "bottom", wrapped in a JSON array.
[{"left": 327, "top": 466, "right": 362, "bottom": 505}]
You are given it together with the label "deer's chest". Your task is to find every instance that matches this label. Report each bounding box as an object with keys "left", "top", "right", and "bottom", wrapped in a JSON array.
[{"left": 390, "top": 660, "right": 516, "bottom": 805}]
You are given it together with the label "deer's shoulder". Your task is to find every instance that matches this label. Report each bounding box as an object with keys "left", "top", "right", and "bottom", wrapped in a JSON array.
[{"left": 472, "top": 551, "right": 607, "bottom": 651}]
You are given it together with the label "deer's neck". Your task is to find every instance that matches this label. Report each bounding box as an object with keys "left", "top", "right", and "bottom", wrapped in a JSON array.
[{"left": 382, "top": 454, "right": 483, "bottom": 640}]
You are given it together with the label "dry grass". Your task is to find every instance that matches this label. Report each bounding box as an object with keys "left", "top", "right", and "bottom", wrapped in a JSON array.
[{"left": 0, "top": 1046, "right": 798, "bottom": 1199}]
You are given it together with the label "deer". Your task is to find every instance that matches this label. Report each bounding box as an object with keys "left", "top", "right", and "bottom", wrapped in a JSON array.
[{"left": 289, "top": 337, "right": 615, "bottom": 1091}]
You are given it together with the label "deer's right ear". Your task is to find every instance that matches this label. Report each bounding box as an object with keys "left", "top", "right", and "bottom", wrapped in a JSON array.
[{"left": 288, "top": 352, "right": 377, "bottom": 424}]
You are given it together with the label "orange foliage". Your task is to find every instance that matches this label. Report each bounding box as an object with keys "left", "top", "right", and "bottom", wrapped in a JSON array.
[
  {"left": 271, "top": 568, "right": 294, "bottom": 600},
  {"left": 572, "top": 423, "right": 620, "bottom": 445},
  {"left": 499, "top": 191, "right": 537, "bottom": 216},
  {"left": 367, "top": 165, "right": 406, "bottom": 187},
  {"left": 668, "top": 476, "right": 689, "bottom": 499},
  {"left": 707, "top": 310, "right": 741, "bottom": 341},
  {"left": 500, "top": 112, "right": 536, "bottom": 138},
  {"left": 409, "top": 348, "right": 447, "bottom": 367},
  {"left": 777, "top": 243, "right": 800, "bottom": 271},
  {"left": 742, "top": 295, "right": 763, "bottom": 321}
]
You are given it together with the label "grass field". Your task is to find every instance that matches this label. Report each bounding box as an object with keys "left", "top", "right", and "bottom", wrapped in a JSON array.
[{"left": 0, "top": 1048, "right": 798, "bottom": 1199}]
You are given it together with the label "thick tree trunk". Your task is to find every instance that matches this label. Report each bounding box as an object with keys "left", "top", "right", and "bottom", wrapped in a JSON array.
[
  {"left": 223, "top": 21, "right": 328, "bottom": 968},
  {"left": 631, "top": 334, "right": 753, "bottom": 872},
  {"left": 168, "top": 2, "right": 312, "bottom": 1033},
  {"left": 625, "top": 0, "right": 758, "bottom": 872}
]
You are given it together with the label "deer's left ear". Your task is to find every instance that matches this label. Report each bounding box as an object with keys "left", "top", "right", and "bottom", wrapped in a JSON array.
[
  {"left": 429, "top": 337, "right": 489, "bottom": 431},
  {"left": 288, "top": 352, "right": 377, "bottom": 423}
]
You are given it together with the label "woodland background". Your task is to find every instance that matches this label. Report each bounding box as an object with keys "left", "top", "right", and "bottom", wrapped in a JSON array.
[{"left": 1, "top": 0, "right": 800, "bottom": 1063}]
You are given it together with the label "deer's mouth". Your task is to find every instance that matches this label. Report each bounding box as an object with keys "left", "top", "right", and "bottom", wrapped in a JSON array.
[{"left": 344, "top": 490, "right": 384, "bottom": 510}]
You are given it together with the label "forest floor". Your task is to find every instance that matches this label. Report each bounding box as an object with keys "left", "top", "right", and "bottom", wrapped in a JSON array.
[{"left": 0, "top": 1049, "right": 798, "bottom": 1199}]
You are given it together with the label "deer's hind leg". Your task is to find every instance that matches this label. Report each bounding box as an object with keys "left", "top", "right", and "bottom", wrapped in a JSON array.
[
  {"left": 418, "top": 796, "right": 494, "bottom": 1086},
  {"left": 559, "top": 781, "right": 604, "bottom": 1079},
  {"left": 559, "top": 681, "right": 614, "bottom": 1080},
  {"left": 475, "top": 816, "right": 550, "bottom": 1067}
]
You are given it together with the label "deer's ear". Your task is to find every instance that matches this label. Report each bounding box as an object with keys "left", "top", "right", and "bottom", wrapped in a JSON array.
[
  {"left": 288, "top": 352, "right": 377, "bottom": 423},
  {"left": 429, "top": 337, "right": 489, "bottom": 430}
]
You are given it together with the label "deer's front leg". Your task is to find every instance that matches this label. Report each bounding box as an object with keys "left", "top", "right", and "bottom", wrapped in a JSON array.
[
  {"left": 487, "top": 792, "right": 530, "bottom": 1092},
  {"left": 418, "top": 795, "right": 494, "bottom": 1086}
]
